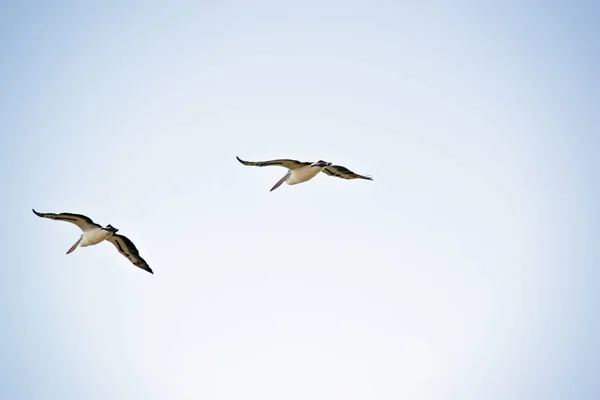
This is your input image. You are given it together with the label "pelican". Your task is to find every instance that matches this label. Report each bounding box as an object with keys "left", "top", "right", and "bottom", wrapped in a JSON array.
[
  {"left": 236, "top": 156, "right": 373, "bottom": 191},
  {"left": 32, "top": 209, "right": 153, "bottom": 274}
]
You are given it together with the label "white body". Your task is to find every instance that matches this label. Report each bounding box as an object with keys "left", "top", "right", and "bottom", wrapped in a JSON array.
[
  {"left": 287, "top": 165, "right": 325, "bottom": 185},
  {"left": 236, "top": 156, "right": 372, "bottom": 192},
  {"left": 32, "top": 209, "right": 153, "bottom": 273},
  {"left": 80, "top": 228, "right": 113, "bottom": 247}
]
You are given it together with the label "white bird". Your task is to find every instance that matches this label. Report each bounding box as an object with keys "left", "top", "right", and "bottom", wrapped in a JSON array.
[
  {"left": 236, "top": 156, "right": 373, "bottom": 191},
  {"left": 32, "top": 209, "right": 153, "bottom": 274}
]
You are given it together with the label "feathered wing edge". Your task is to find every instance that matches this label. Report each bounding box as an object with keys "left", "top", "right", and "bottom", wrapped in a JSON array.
[
  {"left": 107, "top": 234, "right": 153, "bottom": 274},
  {"left": 32, "top": 209, "right": 102, "bottom": 231},
  {"left": 322, "top": 165, "right": 373, "bottom": 180},
  {"left": 236, "top": 156, "right": 309, "bottom": 170}
]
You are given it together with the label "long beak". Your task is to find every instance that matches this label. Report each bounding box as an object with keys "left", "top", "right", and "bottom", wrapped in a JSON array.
[
  {"left": 270, "top": 170, "right": 291, "bottom": 192},
  {"left": 66, "top": 235, "right": 82, "bottom": 254}
]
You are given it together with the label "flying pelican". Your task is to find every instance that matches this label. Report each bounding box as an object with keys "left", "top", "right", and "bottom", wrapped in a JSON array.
[
  {"left": 236, "top": 156, "right": 373, "bottom": 191},
  {"left": 32, "top": 209, "right": 153, "bottom": 274}
]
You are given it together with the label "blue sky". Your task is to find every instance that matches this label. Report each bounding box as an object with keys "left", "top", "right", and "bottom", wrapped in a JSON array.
[{"left": 1, "top": 1, "right": 599, "bottom": 399}]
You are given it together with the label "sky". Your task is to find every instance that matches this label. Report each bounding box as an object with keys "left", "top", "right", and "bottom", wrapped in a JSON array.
[{"left": 1, "top": 1, "right": 599, "bottom": 399}]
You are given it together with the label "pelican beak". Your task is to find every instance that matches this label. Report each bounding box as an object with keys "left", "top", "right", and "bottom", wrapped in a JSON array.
[
  {"left": 66, "top": 236, "right": 82, "bottom": 254},
  {"left": 270, "top": 170, "right": 291, "bottom": 192}
]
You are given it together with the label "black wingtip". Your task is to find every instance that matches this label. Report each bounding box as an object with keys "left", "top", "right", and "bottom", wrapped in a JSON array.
[
  {"left": 32, "top": 208, "right": 41, "bottom": 216},
  {"left": 236, "top": 156, "right": 244, "bottom": 163}
]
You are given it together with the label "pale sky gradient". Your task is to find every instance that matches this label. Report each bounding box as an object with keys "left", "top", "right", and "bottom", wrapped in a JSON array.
[{"left": 1, "top": 1, "right": 599, "bottom": 399}]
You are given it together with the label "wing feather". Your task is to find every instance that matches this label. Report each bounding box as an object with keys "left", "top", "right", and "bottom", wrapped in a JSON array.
[
  {"left": 322, "top": 165, "right": 373, "bottom": 180},
  {"left": 107, "top": 234, "right": 153, "bottom": 274},
  {"left": 236, "top": 156, "right": 309, "bottom": 170},
  {"left": 32, "top": 209, "right": 101, "bottom": 231}
]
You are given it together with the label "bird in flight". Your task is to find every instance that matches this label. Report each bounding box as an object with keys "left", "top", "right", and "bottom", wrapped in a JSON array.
[
  {"left": 32, "top": 209, "right": 153, "bottom": 274},
  {"left": 236, "top": 156, "right": 373, "bottom": 191}
]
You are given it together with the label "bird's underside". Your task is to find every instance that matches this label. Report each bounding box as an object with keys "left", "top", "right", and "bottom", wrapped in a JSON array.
[
  {"left": 32, "top": 209, "right": 153, "bottom": 274},
  {"left": 236, "top": 156, "right": 373, "bottom": 191}
]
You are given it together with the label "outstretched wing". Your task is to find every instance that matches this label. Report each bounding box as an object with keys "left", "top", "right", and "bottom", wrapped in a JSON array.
[
  {"left": 322, "top": 165, "right": 373, "bottom": 180},
  {"left": 106, "top": 234, "right": 153, "bottom": 274},
  {"left": 32, "top": 209, "right": 101, "bottom": 231},
  {"left": 236, "top": 156, "right": 309, "bottom": 170}
]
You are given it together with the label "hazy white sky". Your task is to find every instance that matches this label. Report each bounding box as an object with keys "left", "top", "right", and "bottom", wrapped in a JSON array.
[{"left": 1, "top": 1, "right": 599, "bottom": 399}]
